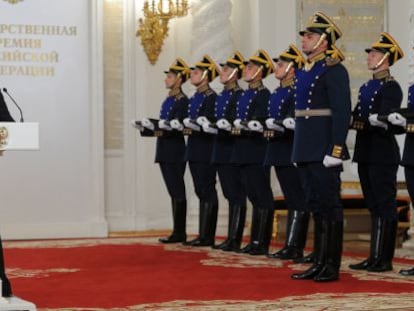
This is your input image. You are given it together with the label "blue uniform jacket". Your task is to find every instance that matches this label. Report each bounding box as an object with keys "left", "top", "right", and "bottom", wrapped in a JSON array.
[
  {"left": 155, "top": 88, "right": 188, "bottom": 163},
  {"left": 352, "top": 70, "right": 403, "bottom": 165},
  {"left": 185, "top": 85, "right": 217, "bottom": 163},
  {"left": 211, "top": 82, "right": 243, "bottom": 164},
  {"left": 402, "top": 84, "right": 414, "bottom": 167},
  {"left": 231, "top": 81, "right": 270, "bottom": 164},
  {"left": 264, "top": 80, "right": 295, "bottom": 166},
  {"left": 292, "top": 57, "right": 351, "bottom": 163}
]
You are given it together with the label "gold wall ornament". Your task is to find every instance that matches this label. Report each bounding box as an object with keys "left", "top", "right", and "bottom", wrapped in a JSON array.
[
  {"left": 0, "top": 126, "right": 9, "bottom": 148},
  {"left": 3, "top": 0, "right": 23, "bottom": 4},
  {"left": 136, "top": 0, "right": 189, "bottom": 65}
]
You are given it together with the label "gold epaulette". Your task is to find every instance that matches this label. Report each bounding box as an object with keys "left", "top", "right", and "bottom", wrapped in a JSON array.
[
  {"left": 257, "top": 84, "right": 266, "bottom": 91},
  {"left": 234, "top": 85, "right": 242, "bottom": 92},
  {"left": 325, "top": 57, "right": 340, "bottom": 67}
]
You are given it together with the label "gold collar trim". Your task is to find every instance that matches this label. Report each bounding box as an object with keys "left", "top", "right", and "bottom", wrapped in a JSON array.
[
  {"left": 249, "top": 80, "right": 263, "bottom": 90},
  {"left": 169, "top": 88, "right": 181, "bottom": 97},
  {"left": 373, "top": 70, "right": 390, "bottom": 80},
  {"left": 281, "top": 78, "right": 294, "bottom": 88},
  {"left": 225, "top": 81, "right": 238, "bottom": 91},
  {"left": 197, "top": 84, "right": 210, "bottom": 93},
  {"left": 304, "top": 52, "right": 327, "bottom": 71}
]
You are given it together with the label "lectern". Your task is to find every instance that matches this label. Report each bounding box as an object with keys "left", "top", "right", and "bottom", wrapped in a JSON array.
[{"left": 0, "top": 122, "right": 38, "bottom": 310}]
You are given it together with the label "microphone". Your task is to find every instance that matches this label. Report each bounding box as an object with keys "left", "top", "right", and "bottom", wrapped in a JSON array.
[{"left": 2, "top": 88, "right": 24, "bottom": 122}]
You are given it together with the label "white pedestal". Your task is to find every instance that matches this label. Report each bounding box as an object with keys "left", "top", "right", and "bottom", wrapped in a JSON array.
[{"left": 0, "top": 296, "right": 36, "bottom": 311}]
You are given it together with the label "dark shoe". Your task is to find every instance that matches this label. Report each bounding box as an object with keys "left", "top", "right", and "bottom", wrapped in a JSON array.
[
  {"left": 182, "top": 237, "right": 202, "bottom": 246},
  {"left": 160, "top": 198, "right": 187, "bottom": 244},
  {"left": 159, "top": 233, "right": 187, "bottom": 244},
  {"left": 221, "top": 239, "right": 242, "bottom": 252},
  {"left": 366, "top": 218, "right": 397, "bottom": 273},
  {"left": 212, "top": 239, "right": 230, "bottom": 250},
  {"left": 237, "top": 243, "right": 254, "bottom": 254},
  {"left": 349, "top": 259, "right": 372, "bottom": 270},
  {"left": 291, "top": 263, "right": 323, "bottom": 280},
  {"left": 349, "top": 216, "right": 379, "bottom": 270},
  {"left": 221, "top": 204, "right": 246, "bottom": 252},
  {"left": 274, "top": 210, "right": 309, "bottom": 260},
  {"left": 268, "top": 246, "right": 303, "bottom": 260},
  {"left": 293, "top": 252, "right": 314, "bottom": 263},
  {"left": 399, "top": 267, "right": 414, "bottom": 276},
  {"left": 248, "top": 208, "right": 274, "bottom": 256},
  {"left": 293, "top": 215, "right": 320, "bottom": 264},
  {"left": 313, "top": 264, "right": 339, "bottom": 282},
  {"left": 312, "top": 219, "right": 343, "bottom": 282}
]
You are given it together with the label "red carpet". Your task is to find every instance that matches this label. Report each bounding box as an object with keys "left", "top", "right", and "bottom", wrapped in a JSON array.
[{"left": 4, "top": 237, "right": 414, "bottom": 310}]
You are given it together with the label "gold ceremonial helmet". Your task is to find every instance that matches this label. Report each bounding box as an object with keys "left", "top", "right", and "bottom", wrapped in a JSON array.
[{"left": 164, "top": 58, "right": 191, "bottom": 82}]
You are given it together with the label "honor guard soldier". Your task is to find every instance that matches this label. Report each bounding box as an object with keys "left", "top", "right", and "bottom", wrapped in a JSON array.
[
  {"left": 290, "top": 12, "right": 351, "bottom": 282},
  {"left": 389, "top": 84, "right": 414, "bottom": 276},
  {"left": 0, "top": 88, "right": 13, "bottom": 297},
  {"left": 204, "top": 52, "right": 247, "bottom": 252},
  {"left": 181, "top": 55, "right": 219, "bottom": 247},
  {"left": 132, "top": 58, "right": 190, "bottom": 244},
  {"left": 231, "top": 49, "right": 275, "bottom": 256},
  {"left": 264, "top": 45, "right": 308, "bottom": 261},
  {"left": 349, "top": 32, "right": 404, "bottom": 273}
]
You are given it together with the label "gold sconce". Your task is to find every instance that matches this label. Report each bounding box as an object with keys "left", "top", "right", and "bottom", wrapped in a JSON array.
[{"left": 136, "top": 0, "right": 189, "bottom": 65}]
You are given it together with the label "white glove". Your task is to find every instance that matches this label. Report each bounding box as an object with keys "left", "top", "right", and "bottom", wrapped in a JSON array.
[
  {"left": 217, "top": 118, "right": 231, "bottom": 132},
  {"left": 323, "top": 155, "right": 343, "bottom": 168},
  {"left": 130, "top": 119, "right": 143, "bottom": 131},
  {"left": 265, "top": 118, "right": 285, "bottom": 132},
  {"left": 141, "top": 118, "right": 154, "bottom": 131},
  {"left": 158, "top": 119, "right": 172, "bottom": 131},
  {"left": 196, "top": 116, "right": 209, "bottom": 126},
  {"left": 368, "top": 113, "right": 388, "bottom": 130},
  {"left": 183, "top": 117, "right": 200, "bottom": 131},
  {"left": 388, "top": 112, "right": 407, "bottom": 127},
  {"left": 248, "top": 120, "right": 263, "bottom": 132},
  {"left": 282, "top": 117, "right": 295, "bottom": 130},
  {"left": 202, "top": 122, "right": 218, "bottom": 134},
  {"left": 170, "top": 119, "right": 184, "bottom": 131},
  {"left": 233, "top": 119, "right": 247, "bottom": 130}
]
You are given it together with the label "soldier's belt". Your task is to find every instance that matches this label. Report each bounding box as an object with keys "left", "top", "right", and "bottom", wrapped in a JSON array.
[{"left": 295, "top": 109, "right": 332, "bottom": 118}]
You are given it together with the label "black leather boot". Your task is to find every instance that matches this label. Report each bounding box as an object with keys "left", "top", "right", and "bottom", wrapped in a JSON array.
[
  {"left": 349, "top": 216, "right": 379, "bottom": 270},
  {"left": 238, "top": 208, "right": 259, "bottom": 253},
  {"left": 313, "top": 220, "right": 343, "bottom": 282},
  {"left": 159, "top": 198, "right": 187, "bottom": 244},
  {"left": 222, "top": 204, "right": 247, "bottom": 252},
  {"left": 367, "top": 218, "right": 397, "bottom": 272},
  {"left": 291, "top": 217, "right": 325, "bottom": 280},
  {"left": 399, "top": 267, "right": 414, "bottom": 276},
  {"left": 293, "top": 215, "right": 319, "bottom": 264},
  {"left": 213, "top": 204, "right": 234, "bottom": 250},
  {"left": 184, "top": 201, "right": 218, "bottom": 247},
  {"left": 0, "top": 238, "right": 12, "bottom": 297},
  {"left": 268, "top": 210, "right": 309, "bottom": 260},
  {"left": 249, "top": 208, "right": 275, "bottom": 255}
]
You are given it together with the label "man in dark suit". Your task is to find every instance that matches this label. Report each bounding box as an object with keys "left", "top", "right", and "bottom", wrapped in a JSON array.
[
  {"left": 204, "top": 52, "right": 247, "bottom": 252},
  {"left": 132, "top": 58, "right": 190, "bottom": 244},
  {"left": 290, "top": 12, "right": 351, "bottom": 282},
  {"left": 349, "top": 32, "right": 404, "bottom": 273},
  {"left": 0, "top": 87, "right": 14, "bottom": 297},
  {"left": 0, "top": 89, "right": 14, "bottom": 122},
  {"left": 389, "top": 84, "right": 414, "bottom": 276},
  {"left": 265, "top": 45, "right": 308, "bottom": 261},
  {"left": 182, "top": 55, "right": 219, "bottom": 247},
  {"left": 231, "top": 50, "right": 275, "bottom": 256}
]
